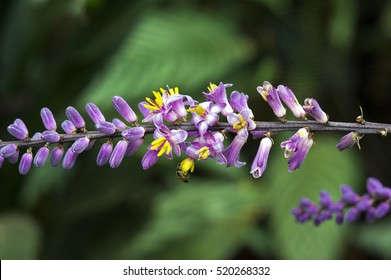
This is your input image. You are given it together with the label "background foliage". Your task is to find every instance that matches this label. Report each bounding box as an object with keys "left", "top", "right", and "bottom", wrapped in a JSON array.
[{"left": 0, "top": 0, "right": 390, "bottom": 259}]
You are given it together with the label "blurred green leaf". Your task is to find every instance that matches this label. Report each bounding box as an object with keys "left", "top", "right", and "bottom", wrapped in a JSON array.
[
  {"left": 268, "top": 135, "right": 362, "bottom": 259},
  {"left": 355, "top": 222, "right": 391, "bottom": 259},
  {"left": 0, "top": 213, "right": 41, "bottom": 259}
]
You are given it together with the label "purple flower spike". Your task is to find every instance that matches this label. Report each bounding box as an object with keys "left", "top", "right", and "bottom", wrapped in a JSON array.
[
  {"left": 61, "top": 120, "right": 77, "bottom": 134},
  {"left": 95, "top": 121, "right": 116, "bottom": 135},
  {"left": 19, "top": 151, "right": 33, "bottom": 175},
  {"left": 122, "top": 127, "right": 145, "bottom": 141},
  {"left": 41, "top": 131, "right": 60, "bottom": 143},
  {"left": 96, "top": 142, "right": 113, "bottom": 166},
  {"left": 336, "top": 132, "right": 362, "bottom": 151},
  {"left": 62, "top": 149, "right": 78, "bottom": 169},
  {"left": 65, "top": 106, "right": 85, "bottom": 129},
  {"left": 112, "top": 118, "right": 127, "bottom": 130},
  {"left": 0, "top": 144, "right": 18, "bottom": 158},
  {"left": 71, "top": 137, "right": 90, "bottom": 154},
  {"left": 112, "top": 96, "right": 137, "bottom": 123},
  {"left": 277, "top": 85, "right": 306, "bottom": 119},
  {"left": 50, "top": 146, "right": 64, "bottom": 167},
  {"left": 109, "top": 140, "right": 128, "bottom": 168},
  {"left": 126, "top": 138, "right": 144, "bottom": 156},
  {"left": 86, "top": 102, "right": 105, "bottom": 124},
  {"left": 33, "top": 146, "right": 49, "bottom": 167},
  {"left": 303, "top": 98, "right": 328, "bottom": 123},
  {"left": 141, "top": 149, "right": 159, "bottom": 170},
  {"left": 40, "top": 107, "right": 57, "bottom": 131},
  {"left": 257, "top": 81, "right": 286, "bottom": 121},
  {"left": 7, "top": 119, "right": 29, "bottom": 140},
  {"left": 250, "top": 137, "right": 272, "bottom": 178}
]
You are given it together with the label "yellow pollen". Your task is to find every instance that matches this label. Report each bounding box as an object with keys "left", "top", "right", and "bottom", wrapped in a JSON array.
[
  {"left": 180, "top": 157, "right": 195, "bottom": 173},
  {"left": 151, "top": 137, "right": 172, "bottom": 157},
  {"left": 144, "top": 90, "right": 164, "bottom": 112},
  {"left": 187, "top": 105, "right": 206, "bottom": 116},
  {"left": 195, "top": 147, "right": 210, "bottom": 160},
  {"left": 207, "top": 83, "right": 217, "bottom": 92},
  {"left": 233, "top": 114, "right": 247, "bottom": 130}
]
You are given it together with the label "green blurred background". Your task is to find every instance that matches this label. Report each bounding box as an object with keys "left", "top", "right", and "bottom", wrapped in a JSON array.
[{"left": 1, "top": 0, "right": 391, "bottom": 260}]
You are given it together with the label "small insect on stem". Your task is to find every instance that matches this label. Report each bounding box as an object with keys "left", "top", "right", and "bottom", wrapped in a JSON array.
[{"left": 176, "top": 163, "right": 190, "bottom": 183}]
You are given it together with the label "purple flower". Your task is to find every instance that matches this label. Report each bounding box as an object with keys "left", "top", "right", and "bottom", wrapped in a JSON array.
[
  {"left": 19, "top": 151, "right": 33, "bottom": 175},
  {"left": 341, "top": 185, "right": 360, "bottom": 204},
  {"left": 61, "top": 120, "right": 77, "bottom": 134},
  {"left": 150, "top": 125, "right": 188, "bottom": 158},
  {"left": 319, "top": 191, "right": 333, "bottom": 208},
  {"left": 277, "top": 85, "right": 306, "bottom": 119},
  {"left": 96, "top": 142, "right": 113, "bottom": 166},
  {"left": 7, "top": 119, "right": 29, "bottom": 140},
  {"left": 41, "top": 131, "right": 61, "bottom": 143},
  {"left": 375, "top": 202, "right": 390, "bottom": 219},
  {"left": 0, "top": 144, "right": 18, "bottom": 158},
  {"left": 125, "top": 138, "right": 144, "bottom": 157},
  {"left": 50, "top": 146, "right": 64, "bottom": 167},
  {"left": 165, "top": 87, "right": 190, "bottom": 120},
  {"left": 112, "top": 118, "right": 127, "bottom": 130},
  {"left": 8, "top": 150, "right": 19, "bottom": 164},
  {"left": 62, "top": 149, "right": 78, "bottom": 169},
  {"left": 303, "top": 98, "right": 328, "bottom": 123},
  {"left": 203, "top": 82, "right": 233, "bottom": 116},
  {"left": 112, "top": 96, "right": 137, "bottom": 123},
  {"left": 109, "top": 140, "right": 127, "bottom": 168},
  {"left": 141, "top": 149, "right": 159, "bottom": 170},
  {"left": 250, "top": 137, "right": 272, "bottom": 178},
  {"left": 188, "top": 101, "right": 224, "bottom": 135},
  {"left": 95, "top": 121, "right": 116, "bottom": 135},
  {"left": 220, "top": 134, "right": 246, "bottom": 168},
  {"left": 71, "top": 137, "right": 90, "bottom": 154},
  {"left": 86, "top": 102, "right": 105, "bottom": 124},
  {"left": 336, "top": 132, "right": 363, "bottom": 151},
  {"left": 257, "top": 81, "right": 286, "bottom": 121},
  {"left": 40, "top": 107, "right": 57, "bottom": 131},
  {"left": 121, "top": 127, "right": 145, "bottom": 142},
  {"left": 227, "top": 111, "right": 256, "bottom": 139},
  {"left": 281, "top": 128, "right": 313, "bottom": 171},
  {"left": 34, "top": 146, "right": 49, "bottom": 167},
  {"left": 66, "top": 106, "right": 85, "bottom": 129},
  {"left": 185, "top": 131, "right": 226, "bottom": 163}
]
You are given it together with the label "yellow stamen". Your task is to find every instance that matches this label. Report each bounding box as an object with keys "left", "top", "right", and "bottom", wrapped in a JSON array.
[
  {"left": 180, "top": 157, "right": 195, "bottom": 173},
  {"left": 233, "top": 114, "right": 247, "bottom": 130},
  {"left": 187, "top": 105, "right": 206, "bottom": 116},
  {"left": 143, "top": 90, "right": 164, "bottom": 112},
  {"left": 151, "top": 137, "right": 172, "bottom": 157},
  {"left": 207, "top": 83, "right": 217, "bottom": 92},
  {"left": 195, "top": 147, "right": 210, "bottom": 160}
]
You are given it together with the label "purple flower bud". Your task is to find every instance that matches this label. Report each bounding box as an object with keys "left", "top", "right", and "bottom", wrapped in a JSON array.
[
  {"left": 277, "top": 85, "right": 306, "bottom": 119},
  {"left": 96, "top": 142, "right": 113, "bottom": 166},
  {"left": 345, "top": 207, "right": 360, "bottom": 222},
  {"left": 303, "top": 98, "right": 328, "bottom": 123},
  {"left": 61, "top": 120, "right": 77, "bottom": 134},
  {"left": 355, "top": 195, "right": 372, "bottom": 212},
  {"left": 8, "top": 150, "right": 19, "bottom": 164},
  {"left": 86, "top": 139, "right": 95, "bottom": 151},
  {"left": 50, "top": 146, "right": 64, "bottom": 167},
  {"left": 314, "top": 210, "right": 332, "bottom": 226},
  {"left": 257, "top": 81, "right": 286, "bottom": 120},
  {"left": 31, "top": 132, "right": 42, "bottom": 140},
  {"left": 341, "top": 185, "right": 360, "bottom": 204},
  {"left": 7, "top": 119, "right": 29, "bottom": 140},
  {"left": 0, "top": 144, "right": 18, "bottom": 158},
  {"left": 366, "top": 207, "right": 376, "bottom": 223},
  {"left": 112, "top": 96, "right": 137, "bottom": 123},
  {"left": 250, "top": 137, "right": 272, "bottom": 178},
  {"left": 126, "top": 138, "right": 144, "bottom": 156},
  {"left": 95, "top": 121, "right": 116, "bottom": 135},
  {"left": 366, "top": 177, "right": 384, "bottom": 196},
  {"left": 40, "top": 107, "right": 57, "bottom": 131},
  {"left": 141, "top": 149, "right": 159, "bottom": 170},
  {"left": 336, "top": 132, "right": 362, "bottom": 151},
  {"left": 71, "top": 137, "right": 90, "bottom": 154},
  {"left": 41, "top": 130, "right": 60, "bottom": 143},
  {"left": 86, "top": 102, "right": 105, "bottom": 124},
  {"left": 109, "top": 140, "right": 127, "bottom": 168},
  {"left": 250, "top": 130, "right": 268, "bottom": 139},
  {"left": 122, "top": 127, "right": 145, "bottom": 142},
  {"left": 65, "top": 106, "right": 85, "bottom": 129},
  {"left": 62, "top": 148, "right": 78, "bottom": 169},
  {"left": 374, "top": 202, "right": 390, "bottom": 219},
  {"left": 319, "top": 191, "right": 333, "bottom": 208},
  {"left": 112, "top": 118, "right": 127, "bottom": 130},
  {"left": 376, "top": 187, "right": 391, "bottom": 199},
  {"left": 19, "top": 151, "right": 33, "bottom": 175},
  {"left": 335, "top": 211, "right": 344, "bottom": 224},
  {"left": 33, "top": 146, "right": 49, "bottom": 167}
]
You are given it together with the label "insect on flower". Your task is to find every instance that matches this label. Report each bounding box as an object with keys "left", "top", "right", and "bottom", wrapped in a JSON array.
[{"left": 176, "top": 162, "right": 190, "bottom": 183}]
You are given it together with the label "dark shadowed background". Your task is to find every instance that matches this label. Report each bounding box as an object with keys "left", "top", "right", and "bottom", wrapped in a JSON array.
[{"left": 0, "top": 0, "right": 391, "bottom": 259}]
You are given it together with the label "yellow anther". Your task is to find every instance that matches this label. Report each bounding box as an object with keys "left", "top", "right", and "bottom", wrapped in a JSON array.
[
  {"left": 195, "top": 147, "right": 210, "bottom": 160},
  {"left": 151, "top": 137, "right": 172, "bottom": 157},
  {"left": 187, "top": 105, "right": 206, "bottom": 116},
  {"left": 233, "top": 114, "right": 247, "bottom": 130},
  {"left": 180, "top": 157, "right": 195, "bottom": 173},
  {"left": 207, "top": 83, "right": 218, "bottom": 92}
]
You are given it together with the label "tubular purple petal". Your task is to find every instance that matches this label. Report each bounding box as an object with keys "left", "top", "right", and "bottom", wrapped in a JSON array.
[
  {"left": 65, "top": 106, "right": 85, "bottom": 128},
  {"left": 86, "top": 102, "right": 105, "bottom": 124},
  {"left": 33, "top": 146, "right": 49, "bottom": 167},
  {"left": 203, "top": 82, "right": 233, "bottom": 116},
  {"left": 250, "top": 137, "right": 272, "bottom": 178},
  {"left": 41, "top": 131, "right": 60, "bottom": 143},
  {"left": 40, "top": 107, "right": 57, "bottom": 131},
  {"left": 257, "top": 82, "right": 286, "bottom": 120},
  {"left": 71, "top": 137, "right": 90, "bottom": 154},
  {"left": 126, "top": 138, "right": 144, "bottom": 156},
  {"left": 169, "top": 129, "right": 188, "bottom": 145},
  {"left": 112, "top": 96, "right": 137, "bottom": 123},
  {"left": 19, "top": 151, "right": 33, "bottom": 175},
  {"left": 366, "top": 177, "right": 384, "bottom": 196},
  {"left": 109, "top": 140, "right": 127, "bottom": 168},
  {"left": 95, "top": 121, "right": 116, "bottom": 135},
  {"left": 112, "top": 118, "right": 127, "bottom": 130},
  {"left": 122, "top": 127, "right": 145, "bottom": 142},
  {"left": 221, "top": 134, "right": 246, "bottom": 168},
  {"left": 31, "top": 132, "right": 42, "bottom": 140},
  {"left": 0, "top": 144, "right": 18, "bottom": 158},
  {"left": 96, "top": 142, "right": 113, "bottom": 166},
  {"left": 62, "top": 149, "right": 78, "bottom": 169},
  {"left": 277, "top": 85, "right": 306, "bottom": 119},
  {"left": 375, "top": 202, "right": 390, "bottom": 219},
  {"left": 61, "top": 120, "right": 77, "bottom": 134},
  {"left": 303, "top": 98, "right": 328, "bottom": 123},
  {"left": 141, "top": 149, "right": 159, "bottom": 170},
  {"left": 7, "top": 123, "right": 28, "bottom": 140},
  {"left": 336, "top": 132, "right": 362, "bottom": 151},
  {"left": 50, "top": 146, "right": 64, "bottom": 167}
]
